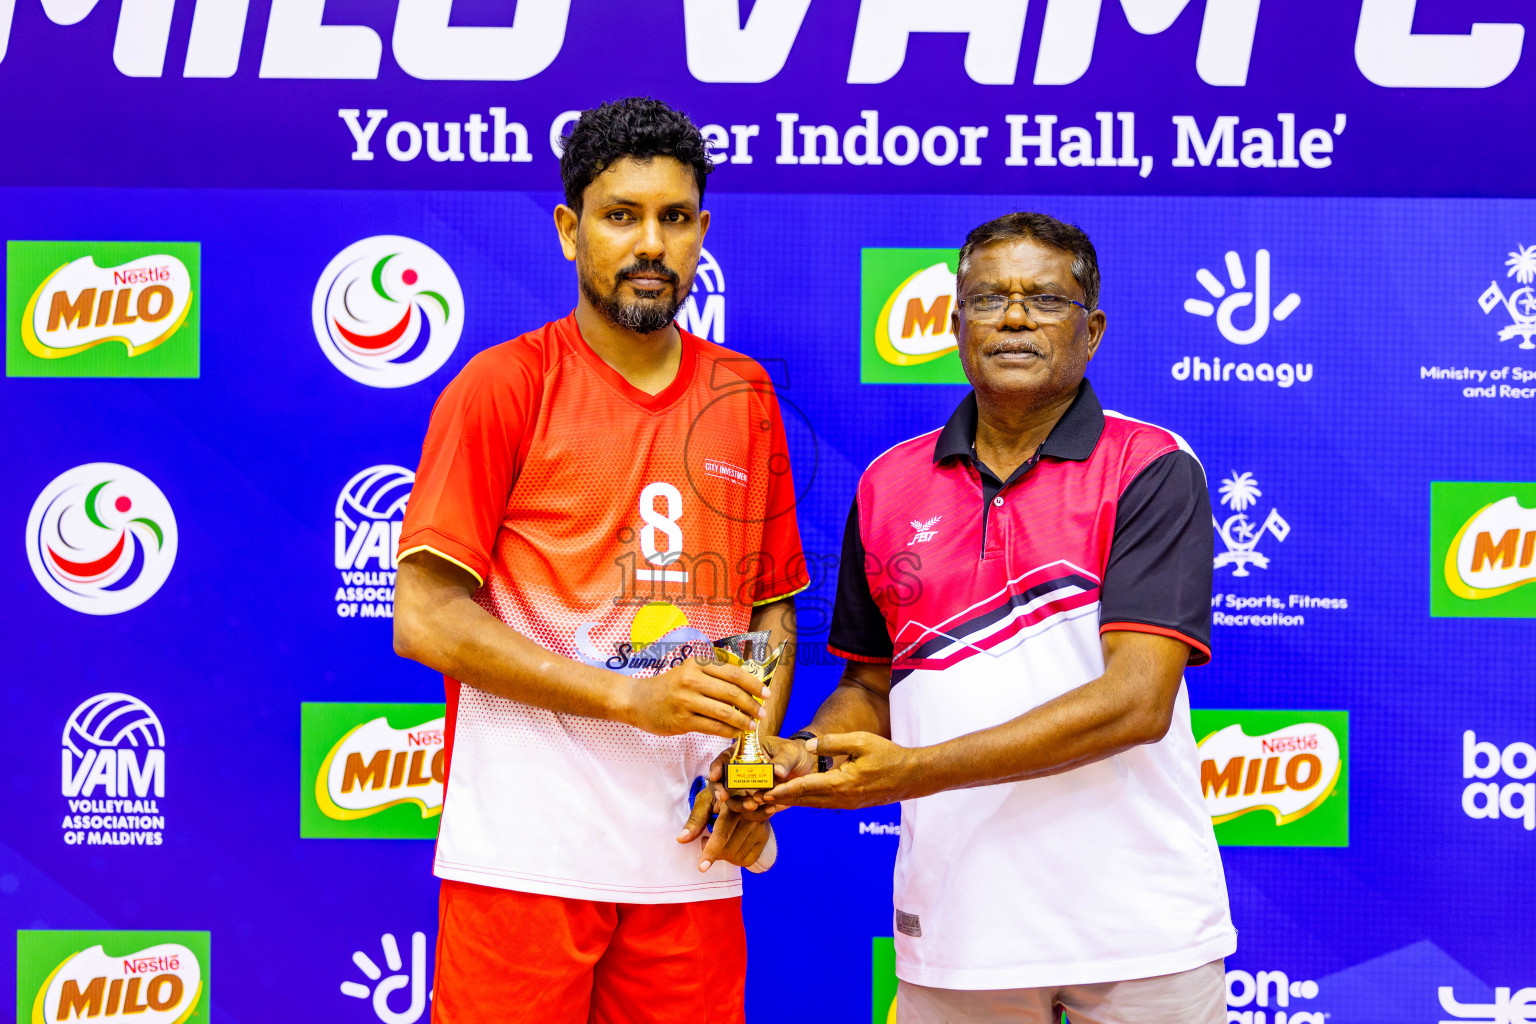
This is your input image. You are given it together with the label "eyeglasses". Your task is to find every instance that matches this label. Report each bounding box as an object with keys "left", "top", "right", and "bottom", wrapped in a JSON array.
[{"left": 957, "top": 293, "right": 1090, "bottom": 323}]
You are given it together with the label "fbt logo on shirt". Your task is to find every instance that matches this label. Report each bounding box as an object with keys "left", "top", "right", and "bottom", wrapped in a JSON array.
[
  {"left": 300, "top": 703, "right": 446, "bottom": 839},
  {"left": 15, "top": 930, "right": 208, "bottom": 1024},
  {"left": 1462, "top": 730, "right": 1536, "bottom": 832},
  {"left": 1192, "top": 710, "right": 1349, "bottom": 847},
  {"left": 860, "top": 248, "right": 967, "bottom": 385}
]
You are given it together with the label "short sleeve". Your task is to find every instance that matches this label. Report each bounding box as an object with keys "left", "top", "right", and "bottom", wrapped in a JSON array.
[
  {"left": 1099, "top": 450, "right": 1214, "bottom": 665},
  {"left": 828, "top": 498, "right": 894, "bottom": 663},
  {"left": 397, "top": 350, "right": 535, "bottom": 587},
  {"left": 750, "top": 387, "right": 811, "bottom": 605}
]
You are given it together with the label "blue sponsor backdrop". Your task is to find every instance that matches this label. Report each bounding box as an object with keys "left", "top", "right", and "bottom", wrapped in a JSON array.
[{"left": 5, "top": 5, "right": 1536, "bottom": 1022}]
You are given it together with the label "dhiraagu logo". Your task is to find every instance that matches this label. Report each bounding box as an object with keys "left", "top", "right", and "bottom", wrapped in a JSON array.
[
  {"left": 1192, "top": 710, "right": 1349, "bottom": 847},
  {"left": 1432, "top": 482, "right": 1536, "bottom": 617},
  {"left": 861, "top": 248, "right": 967, "bottom": 384},
  {"left": 7, "top": 242, "right": 200, "bottom": 378},
  {"left": 16, "top": 930, "right": 209, "bottom": 1024},
  {"left": 300, "top": 703, "right": 446, "bottom": 839}
]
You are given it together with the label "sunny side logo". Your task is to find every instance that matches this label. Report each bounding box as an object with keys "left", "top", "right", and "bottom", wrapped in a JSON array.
[
  {"left": 1192, "top": 710, "right": 1349, "bottom": 847},
  {"left": 26, "top": 463, "right": 178, "bottom": 615},
  {"left": 1432, "top": 483, "right": 1536, "bottom": 618},
  {"left": 300, "top": 703, "right": 446, "bottom": 839},
  {"left": 15, "top": 930, "right": 208, "bottom": 1024},
  {"left": 860, "top": 248, "right": 967, "bottom": 384},
  {"left": 6, "top": 241, "right": 200, "bottom": 378},
  {"left": 313, "top": 236, "right": 463, "bottom": 388}
]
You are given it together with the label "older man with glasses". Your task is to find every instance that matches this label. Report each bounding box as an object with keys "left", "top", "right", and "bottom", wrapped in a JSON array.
[{"left": 749, "top": 211, "right": 1235, "bottom": 1023}]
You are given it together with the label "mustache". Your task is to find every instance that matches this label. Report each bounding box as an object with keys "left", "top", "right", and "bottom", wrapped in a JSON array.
[
  {"left": 983, "top": 335, "right": 1045, "bottom": 357},
  {"left": 615, "top": 259, "right": 680, "bottom": 289}
]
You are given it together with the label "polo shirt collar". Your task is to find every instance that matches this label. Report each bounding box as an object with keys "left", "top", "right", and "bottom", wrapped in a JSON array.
[{"left": 932, "top": 379, "right": 1105, "bottom": 465}]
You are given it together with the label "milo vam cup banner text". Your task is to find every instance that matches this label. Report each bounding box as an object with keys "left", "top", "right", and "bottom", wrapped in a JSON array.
[
  {"left": 861, "top": 248, "right": 968, "bottom": 384},
  {"left": 15, "top": 930, "right": 209, "bottom": 1024},
  {"left": 1192, "top": 710, "right": 1349, "bottom": 847},
  {"left": 6, "top": 242, "right": 200, "bottom": 378},
  {"left": 1432, "top": 482, "right": 1536, "bottom": 618},
  {"left": 300, "top": 703, "right": 446, "bottom": 839}
]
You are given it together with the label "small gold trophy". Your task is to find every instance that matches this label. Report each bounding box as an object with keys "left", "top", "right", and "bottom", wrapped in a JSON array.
[{"left": 715, "top": 631, "right": 785, "bottom": 793}]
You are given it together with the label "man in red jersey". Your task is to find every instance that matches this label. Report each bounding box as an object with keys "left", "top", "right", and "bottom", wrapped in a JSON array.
[{"left": 393, "top": 98, "right": 809, "bottom": 1024}]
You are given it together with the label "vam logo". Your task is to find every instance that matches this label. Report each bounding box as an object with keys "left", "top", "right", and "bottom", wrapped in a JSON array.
[
  {"left": 60, "top": 693, "right": 167, "bottom": 847},
  {"left": 1432, "top": 483, "right": 1536, "bottom": 618},
  {"left": 26, "top": 463, "right": 177, "bottom": 615},
  {"left": 301, "top": 703, "right": 446, "bottom": 839},
  {"left": 1192, "top": 710, "right": 1348, "bottom": 847},
  {"left": 313, "top": 236, "right": 463, "bottom": 388},
  {"left": 16, "top": 930, "right": 208, "bottom": 1024},
  {"left": 1478, "top": 244, "right": 1536, "bottom": 351},
  {"left": 860, "top": 248, "right": 967, "bottom": 384},
  {"left": 676, "top": 247, "right": 724, "bottom": 343},
  {"left": 341, "top": 932, "right": 431, "bottom": 1024},
  {"left": 1226, "top": 968, "right": 1323, "bottom": 1024},
  {"left": 6, "top": 241, "right": 200, "bottom": 378},
  {"left": 1462, "top": 730, "right": 1536, "bottom": 832},
  {"left": 335, "top": 465, "right": 413, "bottom": 620}
]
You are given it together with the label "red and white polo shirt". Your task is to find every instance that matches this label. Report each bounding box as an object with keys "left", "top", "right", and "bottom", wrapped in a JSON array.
[{"left": 829, "top": 380, "right": 1235, "bottom": 989}]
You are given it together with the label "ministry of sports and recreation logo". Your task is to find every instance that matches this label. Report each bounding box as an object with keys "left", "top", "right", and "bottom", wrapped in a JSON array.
[
  {"left": 313, "top": 236, "right": 463, "bottom": 388},
  {"left": 26, "top": 463, "right": 178, "bottom": 615},
  {"left": 341, "top": 931, "right": 432, "bottom": 1023},
  {"left": 15, "top": 930, "right": 208, "bottom": 1024},
  {"left": 860, "top": 248, "right": 966, "bottom": 385},
  {"left": 334, "top": 465, "right": 413, "bottom": 620},
  {"left": 1461, "top": 729, "right": 1536, "bottom": 832},
  {"left": 1478, "top": 244, "right": 1536, "bottom": 350},
  {"left": 6, "top": 241, "right": 200, "bottom": 378},
  {"left": 60, "top": 693, "right": 167, "bottom": 848},
  {"left": 301, "top": 703, "right": 445, "bottom": 839},
  {"left": 1192, "top": 710, "right": 1348, "bottom": 847},
  {"left": 1431, "top": 482, "right": 1536, "bottom": 617},
  {"left": 1213, "top": 471, "right": 1291, "bottom": 577},
  {"left": 676, "top": 246, "right": 724, "bottom": 343},
  {"left": 1172, "top": 248, "right": 1311, "bottom": 387}
]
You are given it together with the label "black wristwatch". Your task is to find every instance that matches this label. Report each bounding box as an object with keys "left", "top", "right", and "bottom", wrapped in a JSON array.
[{"left": 786, "top": 730, "right": 833, "bottom": 773}]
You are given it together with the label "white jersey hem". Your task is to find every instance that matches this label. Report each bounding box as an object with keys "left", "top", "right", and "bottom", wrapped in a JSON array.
[
  {"left": 895, "top": 930, "right": 1237, "bottom": 991},
  {"left": 434, "top": 859, "right": 744, "bottom": 905}
]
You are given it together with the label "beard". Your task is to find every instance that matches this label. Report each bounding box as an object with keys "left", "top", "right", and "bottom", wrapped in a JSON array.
[{"left": 580, "top": 257, "right": 688, "bottom": 335}]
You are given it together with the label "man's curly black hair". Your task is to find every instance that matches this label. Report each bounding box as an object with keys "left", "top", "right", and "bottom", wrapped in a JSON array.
[{"left": 559, "top": 97, "right": 714, "bottom": 215}]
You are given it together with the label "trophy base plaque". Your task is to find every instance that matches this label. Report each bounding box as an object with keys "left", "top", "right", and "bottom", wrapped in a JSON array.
[
  {"left": 725, "top": 761, "right": 775, "bottom": 791},
  {"left": 715, "top": 631, "right": 786, "bottom": 796}
]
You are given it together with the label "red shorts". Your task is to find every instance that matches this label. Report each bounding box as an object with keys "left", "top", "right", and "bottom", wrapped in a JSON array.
[{"left": 431, "top": 879, "right": 747, "bottom": 1024}]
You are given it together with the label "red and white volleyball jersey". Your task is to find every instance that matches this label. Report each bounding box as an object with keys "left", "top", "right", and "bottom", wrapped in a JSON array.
[{"left": 399, "top": 313, "right": 808, "bottom": 903}]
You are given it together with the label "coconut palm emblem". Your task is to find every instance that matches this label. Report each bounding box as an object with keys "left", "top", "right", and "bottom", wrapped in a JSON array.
[
  {"left": 1478, "top": 244, "right": 1536, "bottom": 350},
  {"left": 1213, "top": 472, "right": 1291, "bottom": 576}
]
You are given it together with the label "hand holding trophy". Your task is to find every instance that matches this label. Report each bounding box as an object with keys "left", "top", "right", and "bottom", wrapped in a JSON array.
[{"left": 714, "top": 631, "right": 786, "bottom": 794}]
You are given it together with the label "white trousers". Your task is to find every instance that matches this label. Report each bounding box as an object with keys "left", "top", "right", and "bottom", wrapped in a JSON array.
[{"left": 896, "top": 959, "right": 1226, "bottom": 1024}]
